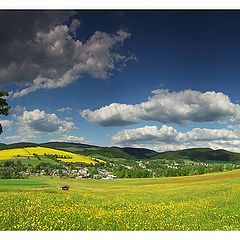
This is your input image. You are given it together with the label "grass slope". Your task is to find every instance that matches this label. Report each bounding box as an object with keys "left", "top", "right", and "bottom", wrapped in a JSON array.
[{"left": 0, "top": 170, "right": 240, "bottom": 230}]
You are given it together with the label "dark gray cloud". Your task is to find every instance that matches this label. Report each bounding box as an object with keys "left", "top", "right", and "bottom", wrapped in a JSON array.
[
  {"left": 0, "top": 11, "right": 71, "bottom": 46},
  {"left": 0, "top": 11, "right": 74, "bottom": 86},
  {"left": 0, "top": 11, "right": 134, "bottom": 97}
]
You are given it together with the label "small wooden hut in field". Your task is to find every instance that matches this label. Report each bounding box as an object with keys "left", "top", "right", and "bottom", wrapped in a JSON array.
[{"left": 61, "top": 185, "right": 70, "bottom": 190}]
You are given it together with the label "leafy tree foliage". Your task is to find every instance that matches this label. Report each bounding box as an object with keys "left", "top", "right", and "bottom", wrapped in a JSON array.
[{"left": 0, "top": 91, "right": 10, "bottom": 134}]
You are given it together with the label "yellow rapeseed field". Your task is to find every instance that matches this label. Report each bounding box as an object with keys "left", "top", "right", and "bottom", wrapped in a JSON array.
[
  {"left": 26, "top": 147, "right": 95, "bottom": 164},
  {"left": 0, "top": 148, "right": 31, "bottom": 160},
  {"left": 0, "top": 146, "right": 96, "bottom": 164}
]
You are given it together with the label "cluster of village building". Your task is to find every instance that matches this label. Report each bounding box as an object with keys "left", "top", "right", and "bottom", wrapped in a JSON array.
[{"left": 21, "top": 167, "right": 117, "bottom": 180}]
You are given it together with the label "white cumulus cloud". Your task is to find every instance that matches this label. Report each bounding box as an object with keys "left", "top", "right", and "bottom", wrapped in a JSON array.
[
  {"left": 81, "top": 103, "right": 143, "bottom": 126},
  {"left": 81, "top": 89, "right": 240, "bottom": 126},
  {"left": 19, "top": 109, "right": 76, "bottom": 134},
  {"left": 112, "top": 124, "right": 240, "bottom": 152}
]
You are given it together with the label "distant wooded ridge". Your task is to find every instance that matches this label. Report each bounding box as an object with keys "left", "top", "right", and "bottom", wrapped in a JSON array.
[{"left": 1, "top": 142, "right": 240, "bottom": 163}]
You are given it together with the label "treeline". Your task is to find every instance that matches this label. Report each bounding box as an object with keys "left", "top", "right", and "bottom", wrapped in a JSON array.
[
  {"left": 152, "top": 164, "right": 239, "bottom": 177},
  {"left": 43, "top": 153, "right": 73, "bottom": 160},
  {"left": 111, "top": 166, "right": 153, "bottom": 178},
  {"left": 0, "top": 160, "right": 27, "bottom": 179},
  {"left": 0, "top": 160, "right": 64, "bottom": 179},
  {"left": 107, "top": 162, "right": 240, "bottom": 178}
]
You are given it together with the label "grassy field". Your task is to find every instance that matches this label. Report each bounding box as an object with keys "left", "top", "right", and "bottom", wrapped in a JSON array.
[
  {"left": 11, "top": 155, "right": 61, "bottom": 167},
  {"left": 0, "top": 146, "right": 96, "bottom": 164},
  {"left": 0, "top": 170, "right": 240, "bottom": 230}
]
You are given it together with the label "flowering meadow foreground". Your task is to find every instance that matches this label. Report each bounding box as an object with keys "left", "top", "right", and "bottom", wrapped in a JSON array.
[{"left": 0, "top": 170, "right": 240, "bottom": 230}]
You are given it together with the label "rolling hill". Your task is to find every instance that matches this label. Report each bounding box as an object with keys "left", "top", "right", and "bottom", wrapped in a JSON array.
[
  {"left": 40, "top": 143, "right": 240, "bottom": 163},
  {"left": 39, "top": 142, "right": 155, "bottom": 161},
  {"left": 1, "top": 142, "right": 240, "bottom": 164},
  {"left": 0, "top": 142, "right": 37, "bottom": 150},
  {"left": 150, "top": 147, "right": 240, "bottom": 163}
]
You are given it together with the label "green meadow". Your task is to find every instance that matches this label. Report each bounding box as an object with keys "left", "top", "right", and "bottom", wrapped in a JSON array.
[{"left": 0, "top": 170, "right": 240, "bottom": 230}]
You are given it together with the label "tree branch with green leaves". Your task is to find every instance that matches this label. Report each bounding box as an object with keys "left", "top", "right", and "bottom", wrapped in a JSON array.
[{"left": 0, "top": 91, "right": 10, "bottom": 134}]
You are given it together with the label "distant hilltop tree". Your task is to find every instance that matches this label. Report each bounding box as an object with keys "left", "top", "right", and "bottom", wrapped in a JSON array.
[{"left": 0, "top": 91, "right": 10, "bottom": 134}]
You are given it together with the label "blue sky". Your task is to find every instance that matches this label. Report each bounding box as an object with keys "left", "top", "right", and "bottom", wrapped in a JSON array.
[{"left": 1, "top": 11, "right": 240, "bottom": 152}]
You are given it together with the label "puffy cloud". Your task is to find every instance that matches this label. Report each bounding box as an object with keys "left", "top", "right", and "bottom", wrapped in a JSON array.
[
  {"left": 81, "top": 103, "right": 142, "bottom": 126},
  {"left": 112, "top": 125, "right": 179, "bottom": 144},
  {"left": 19, "top": 109, "right": 76, "bottom": 133},
  {"left": 11, "top": 27, "right": 133, "bottom": 97},
  {"left": 81, "top": 89, "right": 240, "bottom": 126},
  {"left": 183, "top": 128, "right": 238, "bottom": 141},
  {"left": 112, "top": 125, "right": 240, "bottom": 152},
  {"left": 0, "top": 12, "right": 134, "bottom": 97}
]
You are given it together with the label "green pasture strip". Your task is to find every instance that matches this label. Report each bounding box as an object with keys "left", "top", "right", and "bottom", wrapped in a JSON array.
[{"left": 0, "top": 178, "right": 48, "bottom": 186}]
